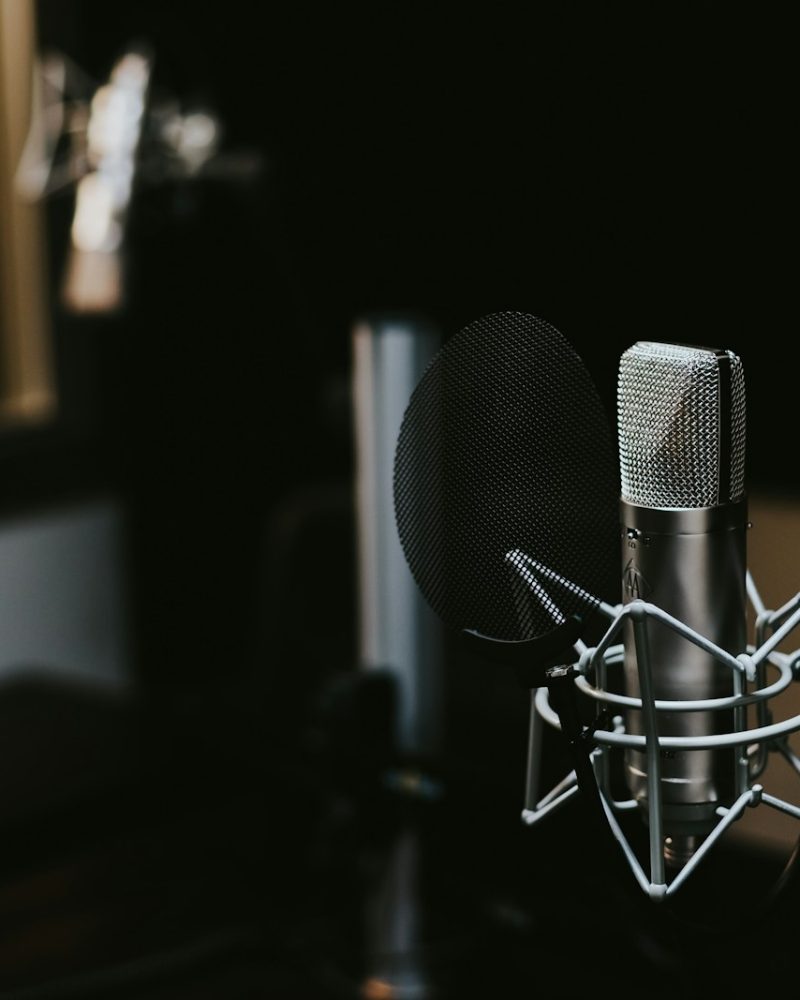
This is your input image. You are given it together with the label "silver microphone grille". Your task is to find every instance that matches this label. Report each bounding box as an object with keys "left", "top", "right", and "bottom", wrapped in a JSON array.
[{"left": 618, "top": 341, "right": 746, "bottom": 509}]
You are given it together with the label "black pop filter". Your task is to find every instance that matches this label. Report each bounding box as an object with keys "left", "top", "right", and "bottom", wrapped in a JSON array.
[
  {"left": 393, "top": 311, "right": 619, "bottom": 663},
  {"left": 392, "top": 311, "right": 656, "bottom": 919}
]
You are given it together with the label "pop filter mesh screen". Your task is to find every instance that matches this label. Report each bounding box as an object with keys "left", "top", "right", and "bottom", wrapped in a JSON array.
[{"left": 393, "top": 312, "right": 619, "bottom": 643}]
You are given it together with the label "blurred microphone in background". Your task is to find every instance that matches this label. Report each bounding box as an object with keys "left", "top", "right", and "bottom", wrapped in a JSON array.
[
  {"left": 14, "top": 38, "right": 260, "bottom": 315},
  {"left": 352, "top": 313, "right": 443, "bottom": 1000}
]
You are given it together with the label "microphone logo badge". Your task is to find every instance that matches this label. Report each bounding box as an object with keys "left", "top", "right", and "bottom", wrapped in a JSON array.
[{"left": 622, "top": 558, "right": 650, "bottom": 599}]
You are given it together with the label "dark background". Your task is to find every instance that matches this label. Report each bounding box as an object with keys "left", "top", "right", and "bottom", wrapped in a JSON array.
[{"left": 0, "top": 4, "right": 797, "bottom": 997}]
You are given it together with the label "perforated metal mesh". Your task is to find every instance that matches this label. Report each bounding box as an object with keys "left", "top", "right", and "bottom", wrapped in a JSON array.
[
  {"left": 392, "top": 312, "right": 619, "bottom": 643},
  {"left": 618, "top": 342, "right": 746, "bottom": 508}
]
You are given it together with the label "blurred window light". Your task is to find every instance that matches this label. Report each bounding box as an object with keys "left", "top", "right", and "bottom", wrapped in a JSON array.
[
  {"left": 10, "top": 24, "right": 262, "bottom": 325},
  {"left": 63, "top": 48, "right": 150, "bottom": 314}
]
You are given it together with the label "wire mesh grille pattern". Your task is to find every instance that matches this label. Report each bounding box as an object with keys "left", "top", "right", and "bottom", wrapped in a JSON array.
[
  {"left": 392, "top": 312, "right": 619, "bottom": 643},
  {"left": 618, "top": 342, "right": 746, "bottom": 508}
]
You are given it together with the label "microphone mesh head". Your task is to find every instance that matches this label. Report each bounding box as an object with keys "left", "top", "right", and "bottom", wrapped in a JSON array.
[{"left": 618, "top": 342, "right": 745, "bottom": 509}]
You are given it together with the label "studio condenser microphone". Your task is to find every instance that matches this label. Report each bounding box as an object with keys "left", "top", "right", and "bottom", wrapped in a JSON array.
[
  {"left": 391, "top": 310, "right": 800, "bottom": 906},
  {"left": 618, "top": 341, "right": 748, "bottom": 868}
]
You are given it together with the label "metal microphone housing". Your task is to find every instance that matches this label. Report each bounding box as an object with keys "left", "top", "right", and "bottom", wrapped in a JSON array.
[
  {"left": 620, "top": 498, "right": 747, "bottom": 842},
  {"left": 617, "top": 341, "right": 747, "bottom": 864}
]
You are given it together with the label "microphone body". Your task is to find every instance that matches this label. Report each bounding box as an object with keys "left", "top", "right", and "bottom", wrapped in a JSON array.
[
  {"left": 620, "top": 501, "right": 747, "bottom": 851},
  {"left": 617, "top": 342, "right": 747, "bottom": 865}
]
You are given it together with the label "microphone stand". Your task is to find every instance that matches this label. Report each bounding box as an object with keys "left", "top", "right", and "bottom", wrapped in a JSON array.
[{"left": 360, "top": 756, "right": 440, "bottom": 1000}]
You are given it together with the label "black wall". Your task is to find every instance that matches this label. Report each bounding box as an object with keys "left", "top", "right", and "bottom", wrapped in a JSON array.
[{"left": 24, "top": 4, "right": 796, "bottom": 689}]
